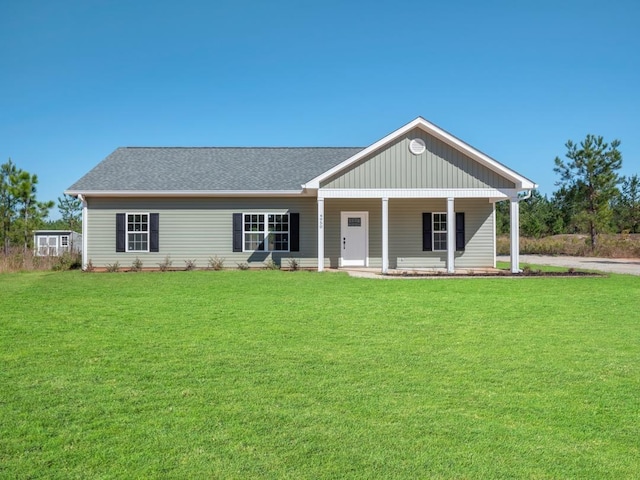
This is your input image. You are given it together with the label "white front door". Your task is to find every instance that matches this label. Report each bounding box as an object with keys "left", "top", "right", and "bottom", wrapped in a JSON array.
[{"left": 340, "top": 211, "right": 368, "bottom": 267}]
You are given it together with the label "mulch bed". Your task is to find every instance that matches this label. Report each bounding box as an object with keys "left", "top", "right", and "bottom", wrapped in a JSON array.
[{"left": 390, "top": 269, "right": 604, "bottom": 278}]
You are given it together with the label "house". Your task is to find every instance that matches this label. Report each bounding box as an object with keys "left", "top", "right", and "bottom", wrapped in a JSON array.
[
  {"left": 33, "top": 230, "right": 82, "bottom": 256},
  {"left": 65, "top": 117, "right": 537, "bottom": 273}
]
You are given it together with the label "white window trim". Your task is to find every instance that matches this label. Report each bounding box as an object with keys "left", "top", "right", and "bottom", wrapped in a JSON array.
[
  {"left": 126, "top": 212, "right": 150, "bottom": 253},
  {"left": 60, "top": 235, "right": 69, "bottom": 249},
  {"left": 433, "top": 212, "right": 448, "bottom": 252},
  {"left": 242, "top": 212, "right": 290, "bottom": 253}
]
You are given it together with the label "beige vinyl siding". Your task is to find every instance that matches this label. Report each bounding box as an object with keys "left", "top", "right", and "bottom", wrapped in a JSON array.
[
  {"left": 86, "top": 197, "right": 317, "bottom": 268},
  {"left": 321, "top": 128, "right": 516, "bottom": 190},
  {"left": 389, "top": 198, "right": 494, "bottom": 269}
]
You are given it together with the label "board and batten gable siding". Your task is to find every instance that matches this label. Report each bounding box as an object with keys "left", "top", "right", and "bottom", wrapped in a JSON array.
[
  {"left": 388, "top": 198, "right": 494, "bottom": 269},
  {"left": 85, "top": 197, "right": 317, "bottom": 268},
  {"left": 320, "top": 128, "right": 516, "bottom": 190}
]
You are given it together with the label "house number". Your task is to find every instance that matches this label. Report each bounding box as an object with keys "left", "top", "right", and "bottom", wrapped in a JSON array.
[{"left": 319, "top": 214, "right": 323, "bottom": 229}]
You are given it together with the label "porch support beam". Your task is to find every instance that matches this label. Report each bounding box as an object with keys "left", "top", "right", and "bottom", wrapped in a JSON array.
[
  {"left": 510, "top": 197, "right": 520, "bottom": 273},
  {"left": 447, "top": 197, "right": 455, "bottom": 273},
  {"left": 317, "top": 198, "right": 325, "bottom": 272},
  {"left": 381, "top": 197, "right": 389, "bottom": 274}
]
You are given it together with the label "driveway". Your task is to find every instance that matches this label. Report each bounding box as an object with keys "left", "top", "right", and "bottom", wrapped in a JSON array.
[{"left": 497, "top": 255, "right": 640, "bottom": 276}]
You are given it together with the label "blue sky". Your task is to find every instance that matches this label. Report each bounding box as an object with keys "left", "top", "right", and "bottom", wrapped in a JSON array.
[{"left": 2, "top": 0, "right": 639, "bottom": 218}]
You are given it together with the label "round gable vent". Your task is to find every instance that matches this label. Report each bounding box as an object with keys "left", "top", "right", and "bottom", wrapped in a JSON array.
[{"left": 409, "top": 138, "right": 426, "bottom": 155}]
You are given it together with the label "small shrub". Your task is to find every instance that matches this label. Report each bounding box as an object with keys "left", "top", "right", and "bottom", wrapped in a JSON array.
[
  {"left": 105, "top": 261, "right": 120, "bottom": 273},
  {"left": 286, "top": 258, "right": 300, "bottom": 271},
  {"left": 131, "top": 257, "right": 143, "bottom": 272},
  {"left": 184, "top": 259, "right": 197, "bottom": 271},
  {"left": 237, "top": 262, "right": 249, "bottom": 270},
  {"left": 263, "top": 258, "right": 280, "bottom": 270},
  {"left": 521, "top": 265, "right": 541, "bottom": 276},
  {"left": 84, "top": 259, "right": 95, "bottom": 272},
  {"left": 158, "top": 255, "right": 172, "bottom": 272},
  {"left": 208, "top": 255, "right": 225, "bottom": 271},
  {"left": 51, "top": 252, "right": 82, "bottom": 271}
]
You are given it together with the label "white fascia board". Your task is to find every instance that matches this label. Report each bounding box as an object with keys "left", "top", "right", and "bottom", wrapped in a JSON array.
[
  {"left": 318, "top": 188, "right": 518, "bottom": 199},
  {"left": 64, "top": 189, "right": 308, "bottom": 198},
  {"left": 303, "top": 117, "right": 537, "bottom": 190}
]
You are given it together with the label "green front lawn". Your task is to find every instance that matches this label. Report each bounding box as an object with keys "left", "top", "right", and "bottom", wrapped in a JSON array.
[{"left": 1, "top": 270, "right": 639, "bottom": 478}]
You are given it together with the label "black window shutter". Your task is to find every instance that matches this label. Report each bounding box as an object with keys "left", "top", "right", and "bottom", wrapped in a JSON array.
[
  {"left": 422, "top": 213, "right": 432, "bottom": 251},
  {"left": 232, "top": 213, "right": 243, "bottom": 252},
  {"left": 116, "top": 213, "right": 125, "bottom": 252},
  {"left": 150, "top": 213, "right": 159, "bottom": 252},
  {"left": 289, "top": 213, "right": 300, "bottom": 252},
  {"left": 456, "top": 212, "right": 465, "bottom": 251}
]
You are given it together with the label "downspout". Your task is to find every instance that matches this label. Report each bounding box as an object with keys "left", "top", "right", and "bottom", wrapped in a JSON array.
[{"left": 78, "top": 194, "right": 88, "bottom": 270}]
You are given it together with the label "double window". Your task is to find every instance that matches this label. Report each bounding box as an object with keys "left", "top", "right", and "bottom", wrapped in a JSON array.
[{"left": 243, "top": 213, "right": 289, "bottom": 252}]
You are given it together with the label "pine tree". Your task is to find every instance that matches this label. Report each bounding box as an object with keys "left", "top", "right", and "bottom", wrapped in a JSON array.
[{"left": 553, "top": 135, "right": 622, "bottom": 248}]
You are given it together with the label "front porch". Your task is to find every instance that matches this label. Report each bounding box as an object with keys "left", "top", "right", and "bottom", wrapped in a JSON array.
[{"left": 315, "top": 194, "right": 523, "bottom": 274}]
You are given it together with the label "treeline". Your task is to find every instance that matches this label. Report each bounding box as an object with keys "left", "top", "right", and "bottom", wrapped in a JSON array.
[
  {"left": 497, "top": 175, "right": 640, "bottom": 236},
  {"left": 497, "top": 135, "right": 639, "bottom": 248},
  {"left": 1, "top": 159, "right": 81, "bottom": 254}
]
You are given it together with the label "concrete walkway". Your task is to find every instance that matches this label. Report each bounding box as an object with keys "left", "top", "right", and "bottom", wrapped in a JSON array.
[{"left": 497, "top": 255, "right": 640, "bottom": 276}]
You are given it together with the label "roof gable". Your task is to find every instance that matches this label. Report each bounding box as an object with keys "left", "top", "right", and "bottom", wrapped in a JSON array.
[
  {"left": 305, "top": 117, "right": 537, "bottom": 190},
  {"left": 320, "top": 127, "right": 517, "bottom": 190}
]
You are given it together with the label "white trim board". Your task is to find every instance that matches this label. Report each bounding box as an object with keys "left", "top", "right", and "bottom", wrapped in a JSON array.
[
  {"left": 64, "top": 189, "right": 308, "bottom": 198},
  {"left": 318, "top": 188, "right": 520, "bottom": 199}
]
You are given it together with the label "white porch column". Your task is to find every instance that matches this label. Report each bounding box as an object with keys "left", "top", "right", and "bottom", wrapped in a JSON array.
[
  {"left": 381, "top": 197, "right": 389, "bottom": 274},
  {"left": 79, "top": 194, "right": 88, "bottom": 270},
  {"left": 447, "top": 197, "right": 455, "bottom": 273},
  {"left": 510, "top": 198, "right": 520, "bottom": 273},
  {"left": 317, "top": 197, "right": 325, "bottom": 272}
]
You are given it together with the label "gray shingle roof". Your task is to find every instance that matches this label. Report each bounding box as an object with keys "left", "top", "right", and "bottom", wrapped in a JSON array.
[{"left": 67, "top": 147, "right": 364, "bottom": 192}]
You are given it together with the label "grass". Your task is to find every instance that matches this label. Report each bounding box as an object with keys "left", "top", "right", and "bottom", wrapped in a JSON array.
[{"left": 1, "top": 270, "right": 639, "bottom": 479}]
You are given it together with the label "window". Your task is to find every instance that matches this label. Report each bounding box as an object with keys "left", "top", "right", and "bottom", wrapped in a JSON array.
[
  {"left": 116, "top": 213, "right": 158, "bottom": 253},
  {"left": 244, "top": 214, "right": 265, "bottom": 251},
  {"left": 422, "top": 212, "right": 465, "bottom": 252},
  {"left": 127, "top": 213, "right": 149, "bottom": 252},
  {"left": 243, "top": 213, "right": 289, "bottom": 252},
  {"left": 433, "top": 213, "right": 447, "bottom": 251},
  {"left": 60, "top": 235, "right": 69, "bottom": 250}
]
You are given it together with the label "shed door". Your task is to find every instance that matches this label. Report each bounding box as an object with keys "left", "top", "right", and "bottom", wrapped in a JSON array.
[
  {"left": 38, "top": 236, "right": 57, "bottom": 256},
  {"left": 340, "top": 212, "right": 368, "bottom": 267}
]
